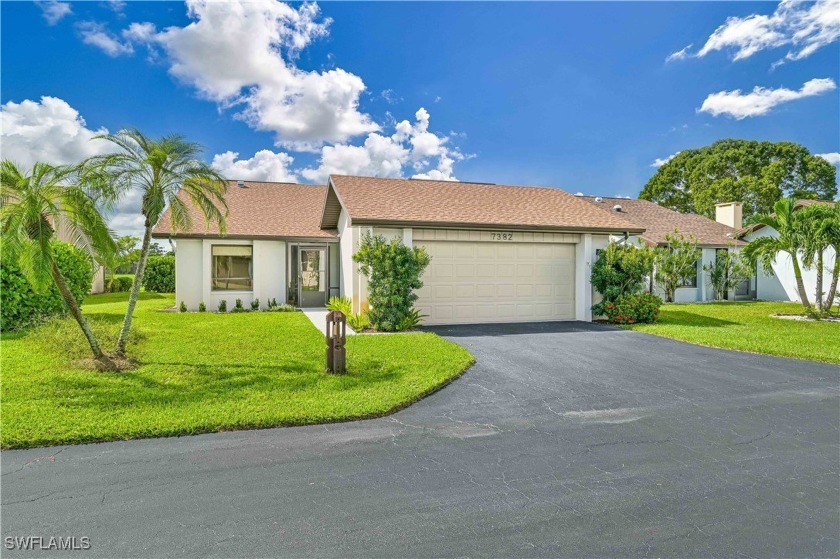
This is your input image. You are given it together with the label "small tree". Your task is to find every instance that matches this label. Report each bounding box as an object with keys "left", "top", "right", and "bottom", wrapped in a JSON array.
[
  {"left": 654, "top": 232, "right": 701, "bottom": 303},
  {"left": 799, "top": 203, "right": 839, "bottom": 314},
  {"left": 591, "top": 241, "right": 654, "bottom": 315},
  {"left": 353, "top": 233, "right": 431, "bottom": 331},
  {"left": 703, "top": 247, "right": 751, "bottom": 301},
  {"left": 114, "top": 235, "right": 141, "bottom": 273}
]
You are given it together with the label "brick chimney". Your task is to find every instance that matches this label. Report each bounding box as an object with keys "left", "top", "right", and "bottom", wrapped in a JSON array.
[{"left": 715, "top": 202, "right": 743, "bottom": 230}]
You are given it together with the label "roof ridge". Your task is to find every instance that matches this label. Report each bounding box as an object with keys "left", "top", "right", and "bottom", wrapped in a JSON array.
[{"left": 329, "top": 174, "right": 589, "bottom": 195}]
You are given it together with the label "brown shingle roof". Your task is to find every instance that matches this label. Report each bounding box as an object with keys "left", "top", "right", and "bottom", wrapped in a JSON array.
[
  {"left": 152, "top": 181, "right": 336, "bottom": 240},
  {"left": 737, "top": 199, "right": 836, "bottom": 237},
  {"left": 582, "top": 197, "right": 744, "bottom": 246},
  {"left": 325, "top": 175, "right": 644, "bottom": 233}
]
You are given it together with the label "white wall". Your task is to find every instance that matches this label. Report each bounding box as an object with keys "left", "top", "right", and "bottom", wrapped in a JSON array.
[
  {"left": 174, "top": 238, "right": 286, "bottom": 311},
  {"left": 745, "top": 227, "right": 836, "bottom": 303}
]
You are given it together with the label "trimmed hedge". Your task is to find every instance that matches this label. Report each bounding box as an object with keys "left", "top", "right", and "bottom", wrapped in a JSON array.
[
  {"left": 142, "top": 255, "right": 175, "bottom": 293},
  {"left": 602, "top": 292, "right": 662, "bottom": 325},
  {"left": 0, "top": 242, "right": 93, "bottom": 331},
  {"left": 107, "top": 276, "right": 133, "bottom": 292}
]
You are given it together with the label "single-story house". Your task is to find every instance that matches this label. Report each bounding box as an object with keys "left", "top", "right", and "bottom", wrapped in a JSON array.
[
  {"left": 739, "top": 200, "right": 837, "bottom": 304},
  {"left": 580, "top": 196, "right": 749, "bottom": 302},
  {"left": 153, "top": 175, "right": 647, "bottom": 324}
]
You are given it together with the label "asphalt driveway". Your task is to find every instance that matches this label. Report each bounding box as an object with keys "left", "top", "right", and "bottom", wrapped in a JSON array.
[{"left": 3, "top": 323, "right": 839, "bottom": 557}]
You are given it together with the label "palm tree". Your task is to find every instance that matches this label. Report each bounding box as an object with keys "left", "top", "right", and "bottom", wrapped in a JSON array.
[
  {"left": 85, "top": 130, "right": 228, "bottom": 356},
  {"left": 0, "top": 160, "right": 117, "bottom": 367},
  {"left": 743, "top": 198, "right": 812, "bottom": 312},
  {"left": 799, "top": 203, "right": 837, "bottom": 313},
  {"left": 811, "top": 202, "right": 840, "bottom": 313}
]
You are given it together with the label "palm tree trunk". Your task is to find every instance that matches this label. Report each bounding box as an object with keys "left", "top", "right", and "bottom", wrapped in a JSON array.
[
  {"left": 114, "top": 223, "right": 152, "bottom": 356},
  {"left": 815, "top": 250, "right": 824, "bottom": 313},
  {"left": 828, "top": 245, "right": 840, "bottom": 313},
  {"left": 50, "top": 260, "right": 106, "bottom": 360},
  {"left": 790, "top": 252, "right": 812, "bottom": 312}
]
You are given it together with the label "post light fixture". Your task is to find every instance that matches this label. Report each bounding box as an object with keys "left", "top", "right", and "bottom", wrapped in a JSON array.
[{"left": 325, "top": 310, "right": 346, "bottom": 374}]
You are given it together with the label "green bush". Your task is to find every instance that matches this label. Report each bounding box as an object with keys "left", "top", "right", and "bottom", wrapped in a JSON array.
[
  {"left": 198, "top": 302, "right": 206, "bottom": 312},
  {"left": 396, "top": 308, "right": 425, "bottom": 331},
  {"left": 266, "top": 303, "right": 296, "bottom": 312},
  {"left": 179, "top": 301, "right": 187, "bottom": 313},
  {"left": 353, "top": 233, "right": 431, "bottom": 332},
  {"left": 232, "top": 298, "right": 246, "bottom": 313},
  {"left": 251, "top": 298, "right": 260, "bottom": 311},
  {"left": 326, "top": 296, "right": 352, "bottom": 315},
  {"left": 142, "top": 255, "right": 175, "bottom": 293},
  {"left": 218, "top": 300, "right": 227, "bottom": 312},
  {"left": 347, "top": 311, "right": 370, "bottom": 332},
  {"left": 107, "top": 276, "right": 133, "bottom": 292},
  {"left": 591, "top": 242, "right": 654, "bottom": 316},
  {"left": 602, "top": 292, "right": 662, "bottom": 325},
  {"left": 0, "top": 241, "right": 93, "bottom": 331}
]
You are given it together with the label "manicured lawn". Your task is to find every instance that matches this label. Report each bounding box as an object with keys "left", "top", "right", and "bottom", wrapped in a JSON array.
[
  {"left": 1, "top": 293, "right": 474, "bottom": 449},
  {"left": 624, "top": 301, "right": 839, "bottom": 365}
]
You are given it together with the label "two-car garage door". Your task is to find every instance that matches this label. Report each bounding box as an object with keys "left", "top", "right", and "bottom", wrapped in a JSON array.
[{"left": 415, "top": 240, "right": 576, "bottom": 325}]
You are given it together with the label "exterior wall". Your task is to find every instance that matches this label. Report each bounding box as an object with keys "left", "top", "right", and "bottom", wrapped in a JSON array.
[
  {"left": 174, "top": 238, "right": 286, "bottom": 311},
  {"left": 91, "top": 266, "right": 106, "bottom": 294},
  {"left": 745, "top": 227, "right": 836, "bottom": 303}
]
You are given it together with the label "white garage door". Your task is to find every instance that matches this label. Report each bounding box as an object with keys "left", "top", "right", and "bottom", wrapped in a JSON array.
[{"left": 415, "top": 241, "right": 575, "bottom": 325}]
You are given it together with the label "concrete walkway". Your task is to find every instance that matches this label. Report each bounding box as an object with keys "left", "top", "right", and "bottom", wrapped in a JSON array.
[{"left": 301, "top": 307, "right": 356, "bottom": 335}]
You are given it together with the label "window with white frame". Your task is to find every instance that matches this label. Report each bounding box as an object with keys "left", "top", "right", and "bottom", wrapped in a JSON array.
[{"left": 212, "top": 245, "right": 253, "bottom": 291}]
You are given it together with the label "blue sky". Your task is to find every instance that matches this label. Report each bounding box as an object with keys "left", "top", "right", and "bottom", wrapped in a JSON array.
[{"left": 2, "top": 1, "right": 838, "bottom": 236}]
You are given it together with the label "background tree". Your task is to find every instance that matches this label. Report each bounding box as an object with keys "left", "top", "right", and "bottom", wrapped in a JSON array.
[
  {"left": 654, "top": 232, "right": 701, "bottom": 303},
  {"left": 703, "top": 247, "right": 751, "bottom": 301},
  {"left": 743, "top": 198, "right": 812, "bottom": 312},
  {"left": 641, "top": 140, "right": 837, "bottom": 223},
  {"left": 114, "top": 235, "right": 141, "bottom": 273},
  {"left": 87, "top": 130, "right": 228, "bottom": 356},
  {"left": 798, "top": 203, "right": 839, "bottom": 314},
  {"left": 0, "top": 161, "right": 116, "bottom": 367}
]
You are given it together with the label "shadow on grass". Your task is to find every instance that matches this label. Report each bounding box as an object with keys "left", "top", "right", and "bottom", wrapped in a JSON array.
[
  {"left": 659, "top": 310, "right": 739, "bottom": 328},
  {"left": 83, "top": 292, "right": 168, "bottom": 306}
]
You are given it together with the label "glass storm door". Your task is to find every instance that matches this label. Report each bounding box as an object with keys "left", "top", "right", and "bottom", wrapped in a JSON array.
[{"left": 298, "top": 247, "right": 327, "bottom": 307}]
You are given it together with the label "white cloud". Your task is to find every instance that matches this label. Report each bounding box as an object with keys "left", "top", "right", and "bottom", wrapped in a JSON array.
[
  {"left": 698, "top": 77, "right": 836, "bottom": 119},
  {"left": 211, "top": 150, "right": 298, "bottom": 182},
  {"left": 0, "top": 96, "right": 111, "bottom": 168},
  {"left": 77, "top": 21, "right": 134, "bottom": 57},
  {"left": 122, "top": 22, "right": 157, "bottom": 43},
  {"left": 36, "top": 1, "right": 72, "bottom": 25},
  {"left": 666, "top": 44, "right": 692, "bottom": 62},
  {"left": 696, "top": 0, "right": 840, "bottom": 64},
  {"left": 129, "top": 0, "right": 376, "bottom": 151},
  {"left": 302, "top": 107, "right": 461, "bottom": 182},
  {"left": 651, "top": 152, "right": 681, "bottom": 168},
  {"left": 816, "top": 152, "right": 840, "bottom": 165}
]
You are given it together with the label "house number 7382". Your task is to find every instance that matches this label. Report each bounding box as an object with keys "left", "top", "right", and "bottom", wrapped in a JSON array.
[{"left": 491, "top": 232, "right": 514, "bottom": 241}]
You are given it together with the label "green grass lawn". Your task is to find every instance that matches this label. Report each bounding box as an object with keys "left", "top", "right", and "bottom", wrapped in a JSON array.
[
  {"left": 1, "top": 293, "right": 474, "bottom": 449},
  {"left": 624, "top": 301, "right": 839, "bottom": 364}
]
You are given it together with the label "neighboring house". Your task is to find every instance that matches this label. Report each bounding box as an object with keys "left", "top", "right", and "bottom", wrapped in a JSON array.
[
  {"left": 739, "top": 200, "right": 837, "bottom": 304},
  {"left": 581, "top": 197, "right": 748, "bottom": 303},
  {"left": 153, "top": 176, "right": 644, "bottom": 324}
]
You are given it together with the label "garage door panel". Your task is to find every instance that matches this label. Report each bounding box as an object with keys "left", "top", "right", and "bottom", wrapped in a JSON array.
[{"left": 417, "top": 239, "right": 576, "bottom": 325}]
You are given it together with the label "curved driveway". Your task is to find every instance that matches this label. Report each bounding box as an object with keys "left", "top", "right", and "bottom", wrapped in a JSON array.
[{"left": 3, "top": 323, "right": 839, "bottom": 557}]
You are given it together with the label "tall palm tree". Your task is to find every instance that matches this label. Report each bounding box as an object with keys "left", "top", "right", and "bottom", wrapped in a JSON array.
[
  {"left": 743, "top": 198, "right": 812, "bottom": 312},
  {"left": 86, "top": 130, "right": 228, "bottom": 356},
  {"left": 813, "top": 202, "right": 840, "bottom": 313},
  {"left": 799, "top": 203, "right": 837, "bottom": 313},
  {"left": 0, "top": 160, "right": 117, "bottom": 366}
]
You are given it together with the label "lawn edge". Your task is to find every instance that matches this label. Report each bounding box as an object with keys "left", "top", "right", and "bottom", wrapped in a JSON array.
[{"left": 1, "top": 356, "right": 477, "bottom": 451}]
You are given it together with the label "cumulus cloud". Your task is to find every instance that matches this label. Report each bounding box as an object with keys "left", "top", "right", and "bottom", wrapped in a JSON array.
[
  {"left": 302, "top": 107, "right": 462, "bottom": 183},
  {"left": 698, "top": 77, "right": 836, "bottom": 119},
  {"left": 36, "top": 1, "right": 72, "bottom": 25},
  {"left": 665, "top": 44, "right": 692, "bottom": 62},
  {"left": 816, "top": 152, "right": 840, "bottom": 165},
  {"left": 77, "top": 21, "right": 135, "bottom": 57},
  {"left": 211, "top": 150, "right": 298, "bottom": 182},
  {"left": 651, "top": 152, "right": 681, "bottom": 168},
  {"left": 695, "top": 0, "right": 839, "bottom": 64},
  {"left": 120, "top": 0, "right": 377, "bottom": 150}
]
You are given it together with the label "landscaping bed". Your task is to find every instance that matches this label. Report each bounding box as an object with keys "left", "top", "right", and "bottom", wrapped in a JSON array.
[
  {"left": 1, "top": 292, "right": 474, "bottom": 449},
  {"left": 623, "top": 301, "right": 840, "bottom": 365}
]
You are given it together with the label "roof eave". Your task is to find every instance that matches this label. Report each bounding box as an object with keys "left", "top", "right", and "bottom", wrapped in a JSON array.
[{"left": 350, "top": 218, "right": 645, "bottom": 235}]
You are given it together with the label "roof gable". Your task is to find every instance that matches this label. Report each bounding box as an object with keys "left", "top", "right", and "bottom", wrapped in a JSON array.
[{"left": 325, "top": 175, "right": 644, "bottom": 233}]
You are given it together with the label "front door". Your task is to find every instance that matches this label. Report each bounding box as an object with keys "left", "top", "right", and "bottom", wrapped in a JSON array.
[{"left": 299, "top": 247, "right": 327, "bottom": 307}]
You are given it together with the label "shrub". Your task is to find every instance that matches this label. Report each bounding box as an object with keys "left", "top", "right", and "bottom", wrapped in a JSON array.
[
  {"left": 353, "top": 233, "right": 431, "bottom": 332},
  {"left": 232, "top": 298, "right": 246, "bottom": 313},
  {"left": 654, "top": 232, "right": 701, "bottom": 303},
  {"left": 266, "top": 303, "right": 296, "bottom": 312},
  {"left": 142, "top": 255, "right": 175, "bottom": 293},
  {"left": 0, "top": 241, "right": 93, "bottom": 331},
  {"left": 218, "top": 300, "right": 227, "bottom": 312},
  {"left": 591, "top": 241, "right": 654, "bottom": 316},
  {"left": 347, "top": 311, "right": 370, "bottom": 332},
  {"left": 703, "top": 247, "right": 751, "bottom": 301},
  {"left": 326, "top": 296, "right": 352, "bottom": 315},
  {"left": 396, "top": 308, "right": 425, "bottom": 331},
  {"left": 602, "top": 293, "right": 662, "bottom": 325},
  {"left": 107, "top": 276, "right": 133, "bottom": 292},
  {"left": 179, "top": 301, "right": 187, "bottom": 313},
  {"left": 251, "top": 298, "right": 260, "bottom": 311},
  {"left": 198, "top": 302, "right": 206, "bottom": 312},
  {"left": 267, "top": 298, "right": 278, "bottom": 309}
]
